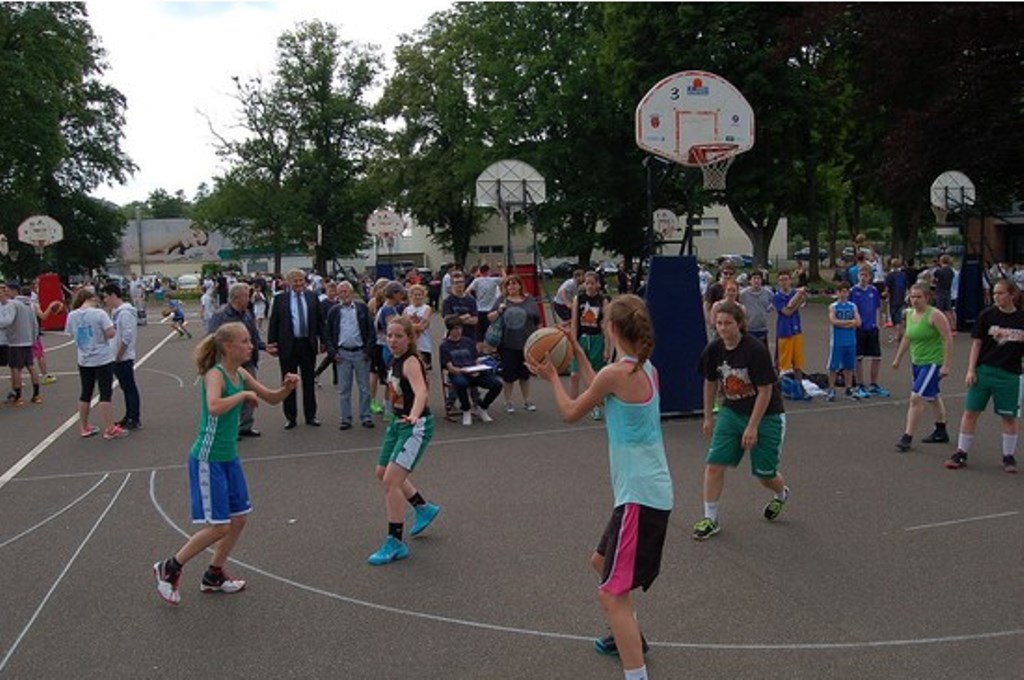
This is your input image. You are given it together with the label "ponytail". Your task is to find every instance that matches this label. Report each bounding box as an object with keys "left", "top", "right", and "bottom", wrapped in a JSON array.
[{"left": 606, "top": 294, "right": 655, "bottom": 372}]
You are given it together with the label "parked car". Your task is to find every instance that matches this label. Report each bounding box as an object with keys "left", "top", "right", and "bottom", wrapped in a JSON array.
[
  {"left": 176, "top": 274, "right": 201, "bottom": 292},
  {"left": 551, "top": 261, "right": 579, "bottom": 279},
  {"left": 717, "top": 254, "right": 753, "bottom": 268},
  {"left": 794, "top": 247, "right": 828, "bottom": 262}
]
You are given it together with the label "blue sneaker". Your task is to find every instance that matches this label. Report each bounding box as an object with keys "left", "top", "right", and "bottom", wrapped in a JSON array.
[
  {"left": 853, "top": 386, "right": 871, "bottom": 399},
  {"left": 410, "top": 503, "right": 441, "bottom": 537},
  {"left": 868, "top": 384, "right": 890, "bottom": 397},
  {"left": 367, "top": 536, "right": 409, "bottom": 566},
  {"left": 826, "top": 389, "right": 836, "bottom": 402}
]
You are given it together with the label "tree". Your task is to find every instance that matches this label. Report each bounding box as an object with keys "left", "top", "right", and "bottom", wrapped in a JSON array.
[
  {"left": 198, "top": 20, "right": 384, "bottom": 272},
  {"left": 0, "top": 2, "right": 134, "bottom": 278}
]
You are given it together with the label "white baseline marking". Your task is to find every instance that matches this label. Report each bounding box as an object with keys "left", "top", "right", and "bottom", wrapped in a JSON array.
[
  {"left": 148, "top": 469, "right": 1024, "bottom": 651},
  {"left": 0, "top": 331, "right": 179, "bottom": 492},
  {"left": 0, "top": 474, "right": 109, "bottom": 549},
  {"left": 0, "top": 473, "right": 130, "bottom": 673},
  {"left": 904, "top": 511, "right": 1020, "bottom": 532}
]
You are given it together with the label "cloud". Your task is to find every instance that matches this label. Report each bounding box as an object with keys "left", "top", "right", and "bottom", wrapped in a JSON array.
[{"left": 86, "top": 0, "right": 452, "bottom": 206}]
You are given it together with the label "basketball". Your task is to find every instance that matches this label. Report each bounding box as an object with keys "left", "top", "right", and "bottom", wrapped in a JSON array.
[{"left": 524, "top": 327, "right": 572, "bottom": 373}]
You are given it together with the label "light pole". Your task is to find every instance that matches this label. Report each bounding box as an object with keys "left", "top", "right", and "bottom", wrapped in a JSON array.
[{"left": 136, "top": 205, "right": 145, "bottom": 276}]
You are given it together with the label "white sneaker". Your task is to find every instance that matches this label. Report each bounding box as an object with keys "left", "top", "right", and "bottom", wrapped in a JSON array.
[
  {"left": 524, "top": 402, "right": 537, "bottom": 412},
  {"left": 505, "top": 402, "right": 515, "bottom": 414},
  {"left": 462, "top": 411, "right": 473, "bottom": 426},
  {"left": 475, "top": 407, "right": 494, "bottom": 423}
]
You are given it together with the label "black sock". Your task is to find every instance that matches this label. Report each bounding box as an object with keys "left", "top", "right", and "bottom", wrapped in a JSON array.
[
  {"left": 407, "top": 492, "right": 425, "bottom": 507},
  {"left": 935, "top": 422, "right": 947, "bottom": 431},
  {"left": 165, "top": 556, "right": 182, "bottom": 578},
  {"left": 32, "top": 383, "right": 39, "bottom": 397},
  {"left": 13, "top": 388, "right": 21, "bottom": 399},
  {"left": 388, "top": 522, "right": 404, "bottom": 541}
]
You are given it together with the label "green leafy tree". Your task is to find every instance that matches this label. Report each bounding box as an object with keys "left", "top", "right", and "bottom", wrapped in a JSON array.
[{"left": 0, "top": 2, "right": 134, "bottom": 278}]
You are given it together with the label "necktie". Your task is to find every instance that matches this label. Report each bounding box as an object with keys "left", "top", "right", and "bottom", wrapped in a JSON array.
[{"left": 297, "top": 293, "right": 307, "bottom": 338}]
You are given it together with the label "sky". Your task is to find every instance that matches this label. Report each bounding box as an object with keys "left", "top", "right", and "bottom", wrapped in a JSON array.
[{"left": 86, "top": 1, "right": 454, "bottom": 207}]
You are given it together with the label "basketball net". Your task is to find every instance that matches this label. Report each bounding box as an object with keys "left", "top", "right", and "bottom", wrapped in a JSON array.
[
  {"left": 32, "top": 241, "right": 46, "bottom": 256},
  {"left": 689, "top": 144, "right": 738, "bottom": 191},
  {"left": 930, "top": 204, "right": 949, "bottom": 225}
]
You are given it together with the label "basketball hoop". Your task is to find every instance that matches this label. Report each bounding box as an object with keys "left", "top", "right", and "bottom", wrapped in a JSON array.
[
  {"left": 378, "top": 231, "right": 395, "bottom": 250},
  {"left": 930, "top": 204, "right": 949, "bottom": 225},
  {"left": 31, "top": 240, "right": 47, "bottom": 256},
  {"left": 689, "top": 143, "right": 738, "bottom": 191}
]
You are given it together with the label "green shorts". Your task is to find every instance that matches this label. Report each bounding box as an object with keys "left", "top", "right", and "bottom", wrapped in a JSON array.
[
  {"left": 706, "top": 408, "right": 786, "bottom": 479},
  {"left": 965, "top": 364, "right": 1021, "bottom": 418},
  {"left": 377, "top": 414, "right": 435, "bottom": 470},
  {"left": 571, "top": 334, "right": 606, "bottom": 374}
]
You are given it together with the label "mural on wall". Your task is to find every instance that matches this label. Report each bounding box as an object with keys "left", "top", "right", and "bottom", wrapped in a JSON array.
[{"left": 120, "top": 219, "right": 232, "bottom": 263}]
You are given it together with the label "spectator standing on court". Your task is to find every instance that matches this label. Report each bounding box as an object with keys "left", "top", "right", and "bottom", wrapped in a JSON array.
[
  {"left": 266, "top": 269, "right": 325, "bottom": 429},
  {"left": 739, "top": 270, "right": 774, "bottom": 345},
  {"left": 441, "top": 271, "right": 478, "bottom": 337},
  {"left": 64, "top": 287, "right": 126, "bottom": 440},
  {"left": 0, "top": 282, "right": 42, "bottom": 406},
  {"left": 326, "top": 280, "right": 376, "bottom": 430},
  {"left": 772, "top": 270, "right": 810, "bottom": 400},
  {"left": 209, "top": 282, "right": 264, "bottom": 438},
  {"left": 694, "top": 300, "right": 790, "bottom": 541},
  {"left": 885, "top": 258, "right": 908, "bottom": 344},
  {"left": 850, "top": 264, "right": 891, "bottom": 399},
  {"left": 825, "top": 282, "right": 861, "bottom": 402},
  {"left": 29, "top": 278, "right": 61, "bottom": 385},
  {"left": 570, "top": 271, "right": 610, "bottom": 420},
  {"left": 102, "top": 284, "right": 143, "bottom": 430},
  {"left": 932, "top": 254, "right": 956, "bottom": 331},
  {"left": 466, "top": 263, "right": 502, "bottom": 342},
  {"left": 490, "top": 274, "right": 541, "bottom": 413},
  {"left": 552, "top": 269, "right": 585, "bottom": 331},
  {"left": 200, "top": 283, "right": 217, "bottom": 335},
  {"left": 403, "top": 284, "right": 434, "bottom": 371},
  {"left": 892, "top": 283, "right": 953, "bottom": 452},
  {"left": 945, "top": 278, "right": 1024, "bottom": 474}
]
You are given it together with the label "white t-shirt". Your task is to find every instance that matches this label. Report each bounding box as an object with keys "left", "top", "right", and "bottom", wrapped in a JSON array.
[
  {"left": 65, "top": 305, "right": 114, "bottom": 367},
  {"left": 467, "top": 276, "right": 502, "bottom": 312},
  {"left": 404, "top": 303, "right": 433, "bottom": 353}
]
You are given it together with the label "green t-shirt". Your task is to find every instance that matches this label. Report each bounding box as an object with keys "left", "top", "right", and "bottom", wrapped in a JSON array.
[
  {"left": 905, "top": 307, "right": 944, "bottom": 365},
  {"left": 190, "top": 365, "right": 244, "bottom": 463}
]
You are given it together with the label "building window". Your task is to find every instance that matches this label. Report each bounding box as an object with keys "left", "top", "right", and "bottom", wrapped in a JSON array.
[
  {"left": 478, "top": 245, "right": 504, "bottom": 254},
  {"left": 697, "top": 217, "right": 719, "bottom": 238}
]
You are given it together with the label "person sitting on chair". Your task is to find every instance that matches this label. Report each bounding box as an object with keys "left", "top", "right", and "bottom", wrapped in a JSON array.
[{"left": 439, "top": 315, "right": 501, "bottom": 426}]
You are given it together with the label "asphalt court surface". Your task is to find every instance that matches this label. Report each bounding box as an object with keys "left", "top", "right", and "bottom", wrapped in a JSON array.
[{"left": 1, "top": 303, "right": 1022, "bottom": 679}]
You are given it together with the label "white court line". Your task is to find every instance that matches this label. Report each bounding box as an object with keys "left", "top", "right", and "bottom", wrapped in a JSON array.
[
  {"left": 148, "top": 470, "right": 1024, "bottom": 651},
  {"left": 0, "top": 474, "right": 130, "bottom": 673},
  {"left": 0, "top": 474, "right": 109, "bottom": 549},
  {"left": 904, "top": 511, "right": 1020, "bottom": 532},
  {"left": 0, "top": 331, "right": 179, "bottom": 492}
]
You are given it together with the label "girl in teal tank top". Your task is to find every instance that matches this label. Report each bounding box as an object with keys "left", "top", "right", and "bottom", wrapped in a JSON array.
[
  {"left": 529, "top": 295, "right": 671, "bottom": 679},
  {"left": 152, "top": 322, "right": 298, "bottom": 606}
]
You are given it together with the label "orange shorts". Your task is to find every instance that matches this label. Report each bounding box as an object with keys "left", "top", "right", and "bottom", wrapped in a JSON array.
[{"left": 775, "top": 334, "right": 804, "bottom": 372}]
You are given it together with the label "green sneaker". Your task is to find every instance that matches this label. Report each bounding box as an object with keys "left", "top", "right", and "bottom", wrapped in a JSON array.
[
  {"left": 692, "top": 517, "right": 720, "bottom": 540},
  {"left": 764, "top": 487, "right": 789, "bottom": 521},
  {"left": 370, "top": 400, "right": 383, "bottom": 415}
]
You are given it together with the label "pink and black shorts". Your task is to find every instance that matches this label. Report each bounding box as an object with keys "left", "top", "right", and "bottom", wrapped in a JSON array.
[{"left": 596, "top": 503, "right": 670, "bottom": 596}]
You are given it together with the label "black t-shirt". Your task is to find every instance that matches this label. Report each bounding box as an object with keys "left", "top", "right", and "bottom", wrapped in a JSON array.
[
  {"left": 972, "top": 305, "right": 1024, "bottom": 375},
  {"left": 575, "top": 292, "right": 606, "bottom": 337},
  {"left": 699, "top": 334, "right": 784, "bottom": 415},
  {"left": 933, "top": 266, "right": 954, "bottom": 294},
  {"left": 386, "top": 352, "right": 431, "bottom": 418}
]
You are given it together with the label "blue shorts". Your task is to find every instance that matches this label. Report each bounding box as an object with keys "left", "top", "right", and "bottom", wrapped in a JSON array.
[
  {"left": 828, "top": 344, "right": 856, "bottom": 372},
  {"left": 189, "top": 457, "right": 252, "bottom": 524},
  {"left": 172, "top": 313, "right": 185, "bottom": 323},
  {"left": 911, "top": 364, "right": 943, "bottom": 400}
]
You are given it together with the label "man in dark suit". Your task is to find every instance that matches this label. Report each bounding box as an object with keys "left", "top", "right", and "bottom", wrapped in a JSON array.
[{"left": 267, "top": 269, "right": 325, "bottom": 429}]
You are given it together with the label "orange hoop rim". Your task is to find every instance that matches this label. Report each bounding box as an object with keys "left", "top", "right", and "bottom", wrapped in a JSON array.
[{"left": 687, "top": 143, "right": 740, "bottom": 165}]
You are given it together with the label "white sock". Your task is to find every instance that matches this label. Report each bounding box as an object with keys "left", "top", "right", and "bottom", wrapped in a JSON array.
[
  {"left": 704, "top": 501, "right": 719, "bottom": 521},
  {"left": 1002, "top": 434, "right": 1018, "bottom": 458},
  {"left": 624, "top": 666, "right": 648, "bottom": 680},
  {"left": 957, "top": 433, "right": 974, "bottom": 453},
  {"left": 775, "top": 486, "right": 789, "bottom": 502}
]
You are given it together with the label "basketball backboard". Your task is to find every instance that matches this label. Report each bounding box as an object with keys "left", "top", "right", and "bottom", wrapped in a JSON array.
[
  {"left": 17, "top": 215, "right": 63, "bottom": 254},
  {"left": 475, "top": 160, "right": 546, "bottom": 209},
  {"left": 636, "top": 70, "right": 755, "bottom": 168},
  {"left": 930, "top": 171, "right": 976, "bottom": 211},
  {"left": 365, "top": 209, "right": 404, "bottom": 236}
]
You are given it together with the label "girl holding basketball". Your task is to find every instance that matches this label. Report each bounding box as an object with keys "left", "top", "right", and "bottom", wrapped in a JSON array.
[
  {"left": 153, "top": 322, "right": 298, "bottom": 605},
  {"left": 368, "top": 316, "right": 440, "bottom": 566},
  {"left": 529, "top": 294, "right": 672, "bottom": 680}
]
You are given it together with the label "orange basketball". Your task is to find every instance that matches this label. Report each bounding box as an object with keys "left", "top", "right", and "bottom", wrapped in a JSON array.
[{"left": 524, "top": 327, "right": 572, "bottom": 374}]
